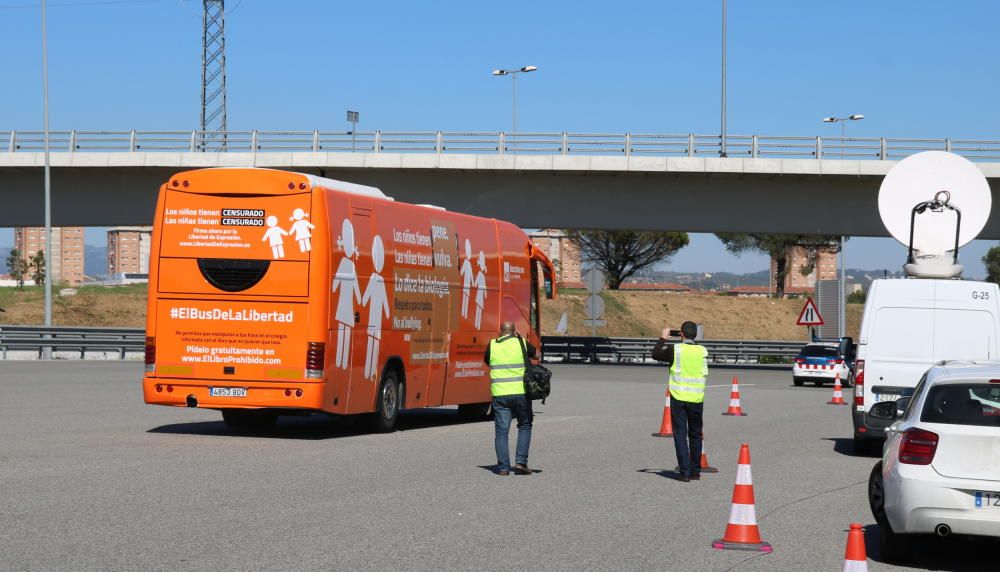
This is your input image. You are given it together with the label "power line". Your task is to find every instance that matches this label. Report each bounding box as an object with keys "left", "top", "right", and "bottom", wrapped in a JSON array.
[{"left": 0, "top": 0, "right": 165, "bottom": 9}]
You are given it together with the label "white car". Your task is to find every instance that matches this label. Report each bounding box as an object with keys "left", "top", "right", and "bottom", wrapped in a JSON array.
[
  {"left": 792, "top": 342, "right": 852, "bottom": 387},
  {"left": 868, "top": 361, "right": 1000, "bottom": 564}
]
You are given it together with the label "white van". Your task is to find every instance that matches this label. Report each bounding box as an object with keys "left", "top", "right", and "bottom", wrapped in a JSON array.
[{"left": 852, "top": 278, "right": 1000, "bottom": 454}]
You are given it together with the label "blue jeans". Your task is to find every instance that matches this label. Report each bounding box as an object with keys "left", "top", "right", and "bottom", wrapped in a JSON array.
[
  {"left": 671, "top": 399, "right": 704, "bottom": 477},
  {"left": 493, "top": 394, "right": 532, "bottom": 471}
]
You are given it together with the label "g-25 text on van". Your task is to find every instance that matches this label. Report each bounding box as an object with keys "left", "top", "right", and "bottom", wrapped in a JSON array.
[{"left": 851, "top": 278, "right": 1000, "bottom": 454}]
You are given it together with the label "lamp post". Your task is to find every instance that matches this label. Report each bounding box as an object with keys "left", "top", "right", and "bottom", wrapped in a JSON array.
[
  {"left": 41, "top": 0, "right": 53, "bottom": 358},
  {"left": 720, "top": 0, "right": 727, "bottom": 157},
  {"left": 822, "top": 114, "right": 864, "bottom": 160},
  {"left": 346, "top": 110, "right": 359, "bottom": 152},
  {"left": 492, "top": 65, "right": 537, "bottom": 153},
  {"left": 822, "top": 115, "right": 862, "bottom": 338}
]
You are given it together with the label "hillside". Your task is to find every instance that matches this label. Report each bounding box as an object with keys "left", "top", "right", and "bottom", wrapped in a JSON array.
[
  {"left": 541, "top": 289, "right": 862, "bottom": 340},
  {"left": 0, "top": 284, "right": 861, "bottom": 340}
]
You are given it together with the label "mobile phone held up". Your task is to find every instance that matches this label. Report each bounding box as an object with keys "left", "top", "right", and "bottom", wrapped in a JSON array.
[{"left": 669, "top": 329, "right": 682, "bottom": 337}]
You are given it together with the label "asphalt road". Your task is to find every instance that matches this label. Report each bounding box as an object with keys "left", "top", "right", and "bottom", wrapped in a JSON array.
[{"left": 2, "top": 362, "right": 997, "bottom": 571}]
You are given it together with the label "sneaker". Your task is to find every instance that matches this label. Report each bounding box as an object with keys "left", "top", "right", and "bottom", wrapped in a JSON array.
[
  {"left": 513, "top": 464, "right": 534, "bottom": 475},
  {"left": 498, "top": 470, "right": 510, "bottom": 476},
  {"left": 691, "top": 473, "right": 701, "bottom": 480}
]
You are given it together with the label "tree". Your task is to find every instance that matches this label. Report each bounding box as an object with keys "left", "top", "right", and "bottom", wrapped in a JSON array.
[
  {"left": 5, "top": 248, "right": 28, "bottom": 289},
  {"left": 30, "top": 250, "right": 46, "bottom": 286},
  {"left": 715, "top": 233, "right": 842, "bottom": 298},
  {"left": 566, "top": 230, "right": 689, "bottom": 289},
  {"left": 984, "top": 245, "right": 1000, "bottom": 284}
]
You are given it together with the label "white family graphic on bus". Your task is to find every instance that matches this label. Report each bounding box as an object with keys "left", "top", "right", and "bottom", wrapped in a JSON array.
[
  {"left": 261, "top": 208, "right": 315, "bottom": 258},
  {"left": 460, "top": 239, "right": 488, "bottom": 330},
  {"left": 331, "top": 220, "right": 489, "bottom": 379}
]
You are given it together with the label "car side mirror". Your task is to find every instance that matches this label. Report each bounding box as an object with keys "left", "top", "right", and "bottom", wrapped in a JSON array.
[{"left": 869, "top": 401, "right": 898, "bottom": 420}]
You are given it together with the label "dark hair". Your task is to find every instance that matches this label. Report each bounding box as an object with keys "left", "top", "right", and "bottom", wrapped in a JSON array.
[{"left": 681, "top": 321, "right": 698, "bottom": 340}]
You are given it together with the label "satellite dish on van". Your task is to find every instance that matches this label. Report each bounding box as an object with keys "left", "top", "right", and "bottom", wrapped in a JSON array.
[{"left": 878, "top": 151, "right": 992, "bottom": 279}]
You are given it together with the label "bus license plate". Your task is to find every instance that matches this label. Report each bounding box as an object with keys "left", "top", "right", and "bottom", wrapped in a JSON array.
[
  {"left": 209, "top": 387, "right": 247, "bottom": 398},
  {"left": 975, "top": 491, "right": 1000, "bottom": 508}
]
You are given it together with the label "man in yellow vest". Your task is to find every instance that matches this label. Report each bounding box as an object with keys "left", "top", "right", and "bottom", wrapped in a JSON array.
[
  {"left": 483, "top": 321, "right": 539, "bottom": 475},
  {"left": 652, "top": 321, "right": 708, "bottom": 482}
]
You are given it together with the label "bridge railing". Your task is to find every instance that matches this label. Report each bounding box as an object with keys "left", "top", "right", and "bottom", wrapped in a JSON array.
[{"left": 5, "top": 130, "right": 1000, "bottom": 162}]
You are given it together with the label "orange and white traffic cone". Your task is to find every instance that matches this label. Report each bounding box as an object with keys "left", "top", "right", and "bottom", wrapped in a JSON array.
[
  {"left": 651, "top": 388, "right": 674, "bottom": 438},
  {"left": 699, "top": 435, "right": 719, "bottom": 473},
  {"left": 722, "top": 376, "right": 748, "bottom": 416},
  {"left": 842, "top": 523, "right": 868, "bottom": 571},
  {"left": 712, "top": 443, "right": 772, "bottom": 552},
  {"left": 828, "top": 373, "right": 848, "bottom": 406},
  {"left": 673, "top": 433, "right": 719, "bottom": 473}
]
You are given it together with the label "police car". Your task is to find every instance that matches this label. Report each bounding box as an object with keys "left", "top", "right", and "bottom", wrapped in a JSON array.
[
  {"left": 868, "top": 362, "right": 1000, "bottom": 564},
  {"left": 792, "top": 342, "right": 852, "bottom": 387}
]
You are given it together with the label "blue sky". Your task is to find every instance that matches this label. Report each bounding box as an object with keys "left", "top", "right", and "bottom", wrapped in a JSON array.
[{"left": 1, "top": 0, "right": 999, "bottom": 276}]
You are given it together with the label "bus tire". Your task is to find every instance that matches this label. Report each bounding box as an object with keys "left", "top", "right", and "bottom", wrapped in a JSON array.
[
  {"left": 458, "top": 402, "right": 492, "bottom": 420},
  {"left": 371, "top": 369, "right": 401, "bottom": 433},
  {"left": 222, "top": 409, "right": 277, "bottom": 431}
]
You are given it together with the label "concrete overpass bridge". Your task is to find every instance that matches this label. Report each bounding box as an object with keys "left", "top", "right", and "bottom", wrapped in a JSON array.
[{"left": 3, "top": 130, "right": 1000, "bottom": 238}]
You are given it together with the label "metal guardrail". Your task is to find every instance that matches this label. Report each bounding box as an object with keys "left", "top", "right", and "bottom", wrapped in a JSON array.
[
  {"left": 0, "top": 327, "right": 803, "bottom": 365},
  {"left": 3, "top": 130, "right": 1000, "bottom": 162},
  {"left": 0, "top": 325, "right": 145, "bottom": 359},
  {"left": 541, "top": 336, "right": 803, "bottom": 367}
]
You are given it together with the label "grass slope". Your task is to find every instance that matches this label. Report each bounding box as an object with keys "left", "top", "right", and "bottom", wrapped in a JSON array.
[{"left": 0, "top": 285, "right": 861, "bottom": 340}]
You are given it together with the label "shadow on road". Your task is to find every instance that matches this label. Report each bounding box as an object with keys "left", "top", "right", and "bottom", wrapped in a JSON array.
[
  {"left": 822, "top": 437, "right": 881, "bottom": 458},
  {"left": 863, "top": 522, "right": 1000, "bottom": 571},
  {"left": 636, "top": 468, "right": 689, "bottom": 481},
  {"left": 148, "top": 407, "right": 490, "bottom": 440}
]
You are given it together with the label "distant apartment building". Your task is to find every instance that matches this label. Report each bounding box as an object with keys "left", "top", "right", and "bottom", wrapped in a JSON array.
[
  {"left": 107, "top": 226, "right": 153, "bottom": 276},
  {"left": 769, "top": 244, "right": 838, "bottom": 292},
  {"left": 528, "top": 229, "right": 584, "bottom": 288},
  {"left": 14, "top": 226, "right": 85, "bottom": 285}
]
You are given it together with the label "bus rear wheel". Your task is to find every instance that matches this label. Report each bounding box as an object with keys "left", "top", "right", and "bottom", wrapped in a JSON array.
[
  {"left": 370, "top": 369, "right": 401, "bottom": 433},
  {"left": 222, "top": 409, "right": 277, "bottom": 431}
]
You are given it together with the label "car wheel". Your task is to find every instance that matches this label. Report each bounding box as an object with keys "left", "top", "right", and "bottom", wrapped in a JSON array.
[
  {"left": 868, "top": 462, "right": 911, "bottom": 563},
  {"left": 793, "top": 377, "right": 804, "bottom": 387}
]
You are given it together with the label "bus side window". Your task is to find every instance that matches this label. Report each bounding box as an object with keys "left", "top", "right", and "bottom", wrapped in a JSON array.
[{"left": 530, "top": 262, "right": 540, "bottom": 333}]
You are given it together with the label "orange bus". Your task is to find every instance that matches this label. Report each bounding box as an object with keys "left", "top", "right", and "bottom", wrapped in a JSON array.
[{"left": 142, "top": 168, "right": 555, "bottom": 431}]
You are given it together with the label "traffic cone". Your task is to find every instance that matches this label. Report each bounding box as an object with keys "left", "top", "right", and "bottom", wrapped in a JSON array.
[
  {"left": 651, "top": 388, "right": 674, "bottom": 438},
  {"left": 722, "top": 376, "right": 748, "bottom": 416},
  {"left": 673, "top": 433, "right": 719, "bottom": 473},
  {"left": 712, "top": 444, "right": 773, "bottom": 552},
  {"left": 700, "top": 435, "right": 719, "bottom": 473},
  {"left": 828, "top": 373, "right": 848, "bottom": 406},
  {"left": 842, "top": 523, "right": 868, "bottom": 572}
]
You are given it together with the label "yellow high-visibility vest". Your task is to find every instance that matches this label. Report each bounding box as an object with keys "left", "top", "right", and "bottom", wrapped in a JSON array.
[
  {"left": 669, "top": 342, "right": 708, "bottom": 403},
  {"left": 489, "top": 335, "right": 526, "bottom": 397}
]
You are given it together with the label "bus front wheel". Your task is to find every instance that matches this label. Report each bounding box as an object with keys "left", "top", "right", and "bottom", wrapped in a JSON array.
[{"left": 371, "top": 369, "right": 401, "bottom": 433}]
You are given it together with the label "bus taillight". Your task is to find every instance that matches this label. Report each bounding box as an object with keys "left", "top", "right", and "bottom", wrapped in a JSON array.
[
  {"left": 306, "top": 342, "right": 325, "bottom": 379},
  {"left": 145, "top": 336, "right": 156, "bottom": 374}
]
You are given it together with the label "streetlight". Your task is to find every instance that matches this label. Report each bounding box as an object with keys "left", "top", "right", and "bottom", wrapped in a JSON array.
[
  {"left": 492, "top": 65, "right": 537, "bottom": 153},
  {"left": 822, "top": 114, "right": 864, "bottom": 160},
  {"left": 41, "top": 0, "right": 53, "bottom": 358},
  {"left": 822, "top": 113, "right": 863, "bottom": 339},
  {"left": 346, "top": 110, "right": 359, "bottom": 152},
  {"left": 721, "top": 0, "right": 727, "bottom": 157}
]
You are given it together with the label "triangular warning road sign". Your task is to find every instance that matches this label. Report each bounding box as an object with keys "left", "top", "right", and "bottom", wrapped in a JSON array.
[{"left": 796, "top": 297, "right": 824, "bottom": 326}]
